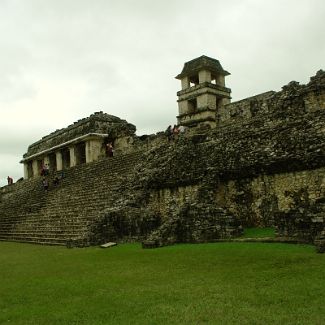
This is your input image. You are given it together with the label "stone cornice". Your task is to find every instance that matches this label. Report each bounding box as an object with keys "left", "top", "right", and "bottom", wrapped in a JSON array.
[
  {"left": 177, "top": 82, "right": 231, "bottom": 96},
  {"left": 177, "top": 107, "right": 216, "bottom": 118},
  {"left": 20, "top": 133, "right": 108, "bottom": 163}
]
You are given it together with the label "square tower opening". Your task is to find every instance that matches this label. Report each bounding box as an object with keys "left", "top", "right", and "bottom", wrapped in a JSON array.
[{"left": 187, "top": 98, "right": 197, "bottom": 113}]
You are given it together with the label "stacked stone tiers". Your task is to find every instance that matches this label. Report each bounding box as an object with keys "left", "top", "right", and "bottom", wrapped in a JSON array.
[{"left": 0, "top": 69, "right": 324, "bottom": 249}]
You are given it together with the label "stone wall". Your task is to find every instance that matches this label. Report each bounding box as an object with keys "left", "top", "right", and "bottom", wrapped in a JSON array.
[
  {"left": 122, "top": 70, "right": 325, "bottom": 245},
  {"left": 147, "top": 186, "right": 200, "bottom": 217},
  {"left": 218, "top": 91, "right": 275, "bottom": 126},
  {"left": 1, "top": 70, "right": 325, "bottom": 249},
  {"left": 218, "top": 69, "right": 325, "bottom": 127},
  {"left": 215, "top": 168, "right": 325, "bottom": 227}
]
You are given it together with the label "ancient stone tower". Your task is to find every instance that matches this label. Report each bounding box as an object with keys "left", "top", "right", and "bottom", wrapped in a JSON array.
[{"left": 175, "top": 55, "right": 231, "bottom": 128}]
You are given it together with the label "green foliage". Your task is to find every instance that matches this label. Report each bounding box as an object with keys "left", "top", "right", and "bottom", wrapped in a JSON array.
[
  {"left": 0, "top": 242, "right": 324, "bottom": 324},
  {"left": 242, "top": 227, "right": 276, "bottom": 238}
]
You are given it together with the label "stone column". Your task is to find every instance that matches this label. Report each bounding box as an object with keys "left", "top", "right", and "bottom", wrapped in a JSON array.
[
  {"left": 181, "top": 76, "right": 190, "bottom": 90},
  {"left": 216, "top": 74, "right": 225, "bottom": 86},
  {"left": 23, "top": 163, "right": 29, "bottom": 179},
  {"left": 56, "top": 151, "right": 63, "bottom": 171},
  {"left": 86, "top": 139, "right": 102, "bottom": 163},
  {"left": 199, "top": 70, "right": 211, "bottom": 83},
  {"left": 69, "top": 146, "right": 77, "bottom": 167},
  {"left": 32, "top": 160, "right": 39, "bottom": 177}
]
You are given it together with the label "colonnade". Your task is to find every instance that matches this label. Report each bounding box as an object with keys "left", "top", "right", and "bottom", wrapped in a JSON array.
[{"left": 22, "top": 136, "right": 105, "bottom": 179}]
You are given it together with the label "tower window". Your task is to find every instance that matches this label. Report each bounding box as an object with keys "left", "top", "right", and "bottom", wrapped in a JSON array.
[
  {"left": 189, "top": 75, "right": 199, "bottom": 87},
  {"left": 188, "top": 98, "right": 197, "bottom": 113}
]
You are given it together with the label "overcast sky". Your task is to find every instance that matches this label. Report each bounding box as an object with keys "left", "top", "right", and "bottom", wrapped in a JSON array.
[{"left": 0, "top": 0, "right": 324, "bottom": 186}]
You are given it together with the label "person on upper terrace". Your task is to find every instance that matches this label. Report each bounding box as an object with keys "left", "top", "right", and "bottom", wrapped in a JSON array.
[
  {"left": 7, "top": 176, "right": 13, "bottom": 185},
  {"left": 178, "top": 125, "right": 186, "bottom": 135},
  {"left": 40, "top": 163, "right": 50, "bottom": 176},
  {"left": 106, "top": 142, "right": 114, "bottom": 157},
  {"left": 172, "top": 124, "right": 180, "bottom": 140},
  {"left": 165, "top": 125, "right": 173, "bottom": 141}
]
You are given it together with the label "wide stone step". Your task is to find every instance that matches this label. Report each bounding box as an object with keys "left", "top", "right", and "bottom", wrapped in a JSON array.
[
  {"left": 8, "top": 223, "right": 90, "bottom": 229},
  {"left": 0, "top": 230, "right": 86, "bottom": 237},
  {"left": 0, "top": 235, "right": 72, "bottom": 243},
  {"left": 0, "top": 238, "right": 68, "bottom": 246},
  {"left": 0, "top": 225, "right": 81, "bottom": 229},
  {"left": 43, "top": 223, "right": 88, "bottom": 228},
  {"left": 14, "top": 216, "right": 85, "bottom": 223},
  {"left": 0, "top": 226, "right": 88, "bottom": 232},
  {"left": 0, "top": 233, "right": 83, "bottom": 240}
]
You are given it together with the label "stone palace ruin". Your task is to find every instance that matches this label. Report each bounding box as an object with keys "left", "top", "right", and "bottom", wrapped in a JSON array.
[{"left": 0, "top": 55, "right": 325, "bottom": 251}]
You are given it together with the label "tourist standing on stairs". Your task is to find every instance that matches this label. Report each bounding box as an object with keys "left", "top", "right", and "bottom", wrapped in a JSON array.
[
  {"left": 41, "top": 163, "right": 50, "bottom": 176},
  {"left": 179, "top": 125, "right": 186, "bottom": 135},
  {"left": 42, "top": 177, "right": 49, "bottom": 191},
  {"left": 53, "top": 176, "right": 60, "bottom": 187},
  {"left": 172, "top": 124, "right": 179, "bottom": 140},
  {"left": 106, "top": 142, "right": 114, "bottom": 157},
  {"left": 165, "top": 125, "right": 173, "bottom": 141},
  {"left": 44, "top": 164, "right": 50, "bottom": 175}
]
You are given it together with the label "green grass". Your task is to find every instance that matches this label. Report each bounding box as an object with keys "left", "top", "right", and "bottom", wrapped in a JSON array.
[
  {"left": 0, "top": 242, "right": 324, "bottom": 325},
  {"left": 242, "top": 227, "right": 276, "bottom": 238}
]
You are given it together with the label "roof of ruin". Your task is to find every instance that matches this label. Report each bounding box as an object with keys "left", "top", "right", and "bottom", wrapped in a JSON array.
[
  {"left": 175, "top": 55, "right": 230, "bottom": 79},
  {"left": 23, "top": 111, "right": 136, "bottom": 158}
]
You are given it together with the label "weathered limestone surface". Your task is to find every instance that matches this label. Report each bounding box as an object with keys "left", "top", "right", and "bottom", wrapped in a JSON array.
[
  {"left": 0, "top": 68, "right": 325, "bottom": 249},
  {"left": 133, "top": 70, "right": 325, "bottom": 246},
  {"left": 218, "top": 69, "right": 325, "bottom": 125},
  {"left": 95, "top": 67, "right": 325, "bottom": 247}
]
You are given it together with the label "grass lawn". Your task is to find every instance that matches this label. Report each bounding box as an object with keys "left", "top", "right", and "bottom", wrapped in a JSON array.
[
  {"left": 241, "top": 227, "right": 276, "bottom": 238},
  {"left": 0, "top": 242, "right": 324, "bottom": 325}
]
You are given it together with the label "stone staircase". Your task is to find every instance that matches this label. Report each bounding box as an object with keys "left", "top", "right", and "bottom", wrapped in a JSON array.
[{"left": 0, "top": 151, "right": 143, "bottom": 246}]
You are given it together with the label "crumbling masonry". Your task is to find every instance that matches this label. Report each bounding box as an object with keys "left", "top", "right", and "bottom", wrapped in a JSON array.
[{"left": 0, "top": 55, "right": 324, "bottom": 251}]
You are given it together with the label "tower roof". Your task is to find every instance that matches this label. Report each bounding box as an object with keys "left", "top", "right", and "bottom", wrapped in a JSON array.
[{"left": 175, "top": 55, "right": 230, "bottom": 79}]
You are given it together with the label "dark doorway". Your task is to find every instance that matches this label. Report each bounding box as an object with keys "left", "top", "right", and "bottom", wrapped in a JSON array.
[
  {"left": 75, "top": 142, "right": 86, "bottom": 165},
  {"left": 49, "top": 153, "right": 57, "bottom": 172},
  {"left": 27, "top": 161, "right": 33, "bottom": 178},
  {"left": 37, "top": 159, "right": 43, "bottom": 176},
  {"left": 62, "top": 148, "right": 70, "bottom": 169},
  {"left": 188, "top": 98, "right": 197, "bottom": 113}
]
